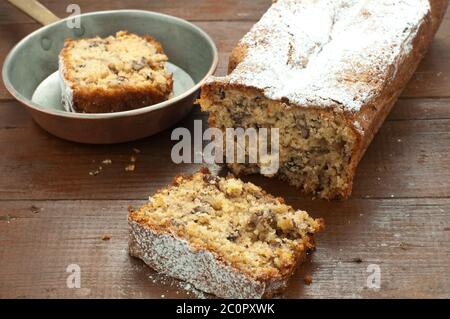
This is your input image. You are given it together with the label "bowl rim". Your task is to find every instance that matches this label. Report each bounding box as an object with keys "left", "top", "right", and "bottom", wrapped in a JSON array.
[{"left": 2, "top": 9, "right": 219, "bottom": 120}]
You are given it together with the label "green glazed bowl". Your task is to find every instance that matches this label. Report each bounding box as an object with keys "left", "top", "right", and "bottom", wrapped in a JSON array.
[{"left": 2, "top": 10, "right": 218, "bottom": 144}]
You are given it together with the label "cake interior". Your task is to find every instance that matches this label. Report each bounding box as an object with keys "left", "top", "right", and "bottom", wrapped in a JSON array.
[
  {"left": 200, "top": 86, "right": 358, "bottom": 199},
  {"left": 129, "top": 170, "right": 322, "bottom": 280},
  {"left": 62, "top": 31, "right": 171, "bottom": 92}
]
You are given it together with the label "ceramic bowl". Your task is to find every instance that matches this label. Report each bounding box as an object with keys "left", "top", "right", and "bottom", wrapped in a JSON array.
[{"left": 2, "top": 10, "right": 218, "bottom": 144}]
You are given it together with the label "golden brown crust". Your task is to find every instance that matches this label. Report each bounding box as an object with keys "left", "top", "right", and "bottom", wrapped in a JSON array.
[
  {"left": 349, "top": 1, "right": 447, "bottom": 170},
  {"left": 70, "top": 84, "right": 172, "bottom": 113},
  {"left": 228, "top": 43, "right": 248, "bottom": 74},
  {"left": 430, "top": 0, "right": 450, "bottom": 33}
]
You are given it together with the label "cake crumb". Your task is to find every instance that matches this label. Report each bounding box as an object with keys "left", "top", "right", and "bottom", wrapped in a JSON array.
[
  {"left": 102, "top": 159, "right": 112, "bottom": 165},
  {"left": 352, "top": 257, "right": 363, "bottom": 263},
  {"left": 89, "top": 169, "right": 100, "bottom": 176},
  {"left": 303, "top": 275, "right": 313, "bottom": 285},
  {"left": 130, "top": 155, "right": 137, "bottom": 163},
  {"left": 125, "top": 164, "right": 135, "bottom": 172},
  {"left": 223, "top": 179, "right": 243, "bottom": 197},
  {"left": 101, "top": 235, "right": 111, "bottom": 241}
]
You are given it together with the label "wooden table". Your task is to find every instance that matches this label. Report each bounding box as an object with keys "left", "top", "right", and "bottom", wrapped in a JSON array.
[{"left": 0, "top": 0, "right": 449, "bottom": 299}]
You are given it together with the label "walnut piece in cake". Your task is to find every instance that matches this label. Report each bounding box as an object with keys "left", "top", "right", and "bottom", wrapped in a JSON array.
[
  {"left": 59, "top": 31, "right": 173, "bottom": 113},
  {"left": 128, "top": 168, "right": 323, "bottom": 298}
]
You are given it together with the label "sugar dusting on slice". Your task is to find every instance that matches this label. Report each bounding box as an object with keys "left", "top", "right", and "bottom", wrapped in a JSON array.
[{"left": 209, "top": 0, "right": 430, "bottom": 112}]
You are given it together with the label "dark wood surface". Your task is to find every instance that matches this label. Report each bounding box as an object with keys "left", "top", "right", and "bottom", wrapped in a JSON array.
[{"left": 0, "top": 0, "right": 449, "bottom": 299}]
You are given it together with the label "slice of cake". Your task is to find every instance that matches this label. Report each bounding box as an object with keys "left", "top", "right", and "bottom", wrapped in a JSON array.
[
  {"left": 128, "top": 168, "right": 323, "bottom": 299},
  {"left": 199, "top": 0, "right": 448, "bottom": 199},
  {"left": 59, "top": 31, "right": 173, "bottom": 113}
]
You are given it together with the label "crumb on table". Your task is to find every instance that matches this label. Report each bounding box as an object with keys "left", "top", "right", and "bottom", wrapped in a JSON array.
[{"left": 303, "top": 275, "right": 313, "bottom": 285}]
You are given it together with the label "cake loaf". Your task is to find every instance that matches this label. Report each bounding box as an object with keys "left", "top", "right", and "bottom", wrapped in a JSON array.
[
  {"left": 59, "top": 31, "right": 173, "bottom": 113},
  {"left": 128, "top": 168, "right": 323, "bottom": 298},
  {"left": 199, "top": 0, "right": 448, "bottom": 199}
]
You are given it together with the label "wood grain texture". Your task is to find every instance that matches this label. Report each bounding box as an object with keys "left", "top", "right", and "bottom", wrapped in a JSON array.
[
  {"left": 5, "top": 0, "right": 60, "bottom": 26},
  {"left": 0, "top": 199, "right": 448, "bottom": 298},
  {"left": 0, "top": 0, "right": 449, "bottom": 299}
]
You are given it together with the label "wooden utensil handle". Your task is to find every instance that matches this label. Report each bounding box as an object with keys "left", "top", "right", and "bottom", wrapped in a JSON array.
[{"left": 6, "top": 0, "right": 59, "bottom": 25}]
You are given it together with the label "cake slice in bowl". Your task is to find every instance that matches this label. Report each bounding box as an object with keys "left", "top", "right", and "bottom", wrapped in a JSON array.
[{"left": 59, "top": 31, "right": 173, "bottom": 113}]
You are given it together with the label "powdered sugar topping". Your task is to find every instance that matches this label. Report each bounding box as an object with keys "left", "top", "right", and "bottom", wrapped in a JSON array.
[{"left": 211, "top": 0, "right": 430, "bottom": 112}]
